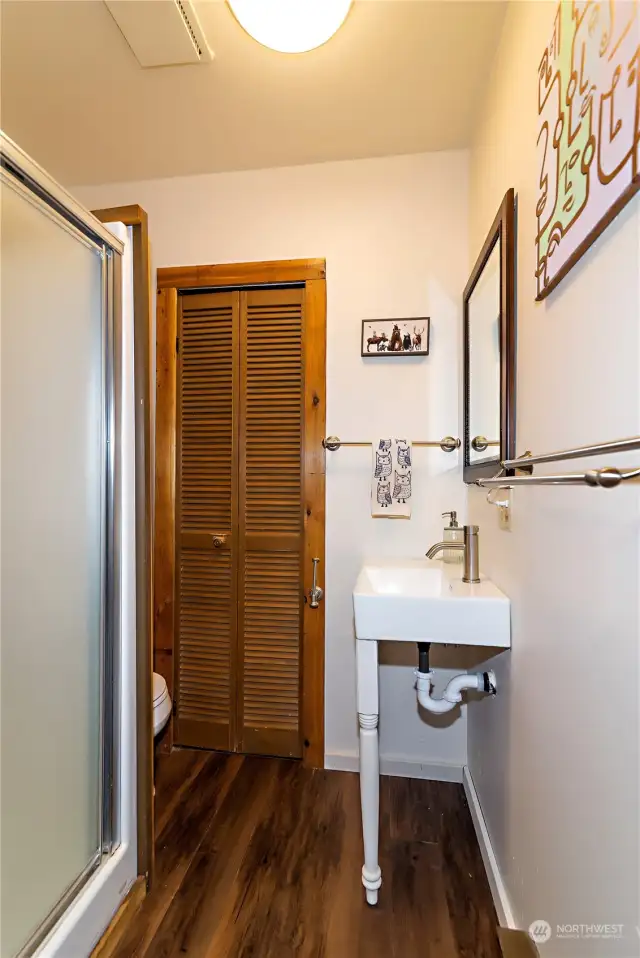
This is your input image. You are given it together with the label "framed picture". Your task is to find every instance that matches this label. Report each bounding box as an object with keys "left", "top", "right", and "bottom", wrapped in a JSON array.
[
  {"left": 535, "top": 1, "right": 640, "bottom": 300},
  {"left": 361, "top": 318, "right": 430, "bottom": 357}
]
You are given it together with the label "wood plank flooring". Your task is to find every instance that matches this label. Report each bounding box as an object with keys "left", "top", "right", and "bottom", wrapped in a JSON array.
[{"left": 112, "top": 751, "right": 503, "bottom": 958}]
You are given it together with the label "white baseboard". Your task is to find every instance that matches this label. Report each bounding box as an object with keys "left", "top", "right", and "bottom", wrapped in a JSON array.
[
  {"left": 324, "top": 751, "right": 464, "bottom": 783},
  {"left": 463, "top": 765, "right": 515, "bottom": 929}
]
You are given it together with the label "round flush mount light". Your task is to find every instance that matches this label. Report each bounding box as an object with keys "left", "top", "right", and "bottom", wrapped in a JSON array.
[{"left": 228, "top": 0, "right": 353, "bottom": 54}]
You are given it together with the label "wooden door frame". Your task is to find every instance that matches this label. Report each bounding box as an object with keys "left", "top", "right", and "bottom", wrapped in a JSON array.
[
  {"left": 92, "top": 206, "right": 154, "bottom": 887},
  {"left": 154, "top": 259, "right": 326, "bottom": 768}
]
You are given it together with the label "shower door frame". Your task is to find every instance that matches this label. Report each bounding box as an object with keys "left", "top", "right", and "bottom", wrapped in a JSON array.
[
  {"left": 93, "top": 204, "right": 154, "bottom": 890},
  {"left": 0, "top": 132, "right": 137, "bottom": 958}
]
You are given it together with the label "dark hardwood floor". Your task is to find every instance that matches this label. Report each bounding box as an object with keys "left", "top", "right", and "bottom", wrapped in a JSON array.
[{"left": 113, "top": 750, "right": 503, "bottom": 958}]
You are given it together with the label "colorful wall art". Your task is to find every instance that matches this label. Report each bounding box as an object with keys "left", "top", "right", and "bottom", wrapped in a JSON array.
[{"left": 536, "top": 0, "right": 640, "bottom": 300}]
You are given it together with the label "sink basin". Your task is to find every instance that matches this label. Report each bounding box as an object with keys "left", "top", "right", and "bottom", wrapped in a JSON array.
[{"left": 353, "top": 558, "right": 510, "bottom": 647}]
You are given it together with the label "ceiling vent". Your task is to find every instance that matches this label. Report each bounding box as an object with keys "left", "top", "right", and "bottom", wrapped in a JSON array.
[{"left": 104, "top": 0, "right": 213, "bottom": 67}]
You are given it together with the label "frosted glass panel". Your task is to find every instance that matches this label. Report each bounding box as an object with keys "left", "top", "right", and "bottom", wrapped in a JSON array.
[{"left": 1, "top": 179, "right": 104, "bottom": 957}]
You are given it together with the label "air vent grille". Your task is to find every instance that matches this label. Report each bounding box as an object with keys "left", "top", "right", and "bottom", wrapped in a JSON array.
[
  {"left": 104, "top": 0, "right": 213, "bottom": 67},
  {"left": 176, "top": 0, "right": 203, "bottom": 57}
]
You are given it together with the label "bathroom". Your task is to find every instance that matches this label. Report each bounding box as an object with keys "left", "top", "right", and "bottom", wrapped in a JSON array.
[{"left": 1, "top": 1, "right": 638, "bottom": 956}]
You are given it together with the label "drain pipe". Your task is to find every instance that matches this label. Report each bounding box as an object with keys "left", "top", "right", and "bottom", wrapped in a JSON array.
[{"left": 415, "top": 643, "right": 497, "bottom": 714}]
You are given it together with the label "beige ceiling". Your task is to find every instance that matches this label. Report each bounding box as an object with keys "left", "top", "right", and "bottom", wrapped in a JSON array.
[{"left": 0, "top": 0, "right": 506, "bottom": 186}]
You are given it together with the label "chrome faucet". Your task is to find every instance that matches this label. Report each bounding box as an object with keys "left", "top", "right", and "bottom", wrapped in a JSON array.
[{"left": 426, "top": 524, "right": 480, "bottom": 584}]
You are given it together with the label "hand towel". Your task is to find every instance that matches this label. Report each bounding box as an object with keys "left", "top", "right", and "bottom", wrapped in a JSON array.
[{"left": 371, "top": 439, "right": 412, "bottom": 518}]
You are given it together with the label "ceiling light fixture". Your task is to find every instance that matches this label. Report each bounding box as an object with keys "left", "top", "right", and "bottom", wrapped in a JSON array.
[{"left": 227, "top": 0, "right": 352, "bottom": 54}]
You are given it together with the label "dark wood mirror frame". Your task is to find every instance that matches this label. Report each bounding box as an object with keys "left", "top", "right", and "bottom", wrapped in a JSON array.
[{"left": 463, "top": 188, "right": 516, "bottom": 483}]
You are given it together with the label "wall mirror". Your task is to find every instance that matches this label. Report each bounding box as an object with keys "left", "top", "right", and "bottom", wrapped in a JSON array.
[{"left": 463, "top": 188, "right": 516, "bottom": 482}]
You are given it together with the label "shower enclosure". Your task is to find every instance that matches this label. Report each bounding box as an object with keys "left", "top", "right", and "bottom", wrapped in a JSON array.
[{"left": 0, "top": 133, "right": 137, "bottom": 957}]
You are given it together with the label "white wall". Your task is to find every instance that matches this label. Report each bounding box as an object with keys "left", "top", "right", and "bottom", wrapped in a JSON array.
[
  {"left": 73, "top": 152, "right": 471, "bottom": 775},
  {"left": 468, "top": 3, "right": 639, "bottom": 954}
]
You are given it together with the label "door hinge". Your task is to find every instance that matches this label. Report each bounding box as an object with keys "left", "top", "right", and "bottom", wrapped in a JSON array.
[
  {"left": 176, "top": 336, "right": 180, "bottom": 355},
  {"left": 172, "top": 699, "right": 177, "bottom": 716}
]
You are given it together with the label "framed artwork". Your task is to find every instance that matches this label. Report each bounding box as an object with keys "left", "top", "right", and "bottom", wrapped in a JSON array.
[
  {"left": 536, "top": 0, "right": 640, "bottom": 300},
  {"left": 361, "top": 318, "right": 430, "bottom": 357}
]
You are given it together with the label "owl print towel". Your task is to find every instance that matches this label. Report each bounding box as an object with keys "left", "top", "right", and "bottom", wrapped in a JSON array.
[{"left": 371, "top": 439, "right": 412, "bottom": 518}]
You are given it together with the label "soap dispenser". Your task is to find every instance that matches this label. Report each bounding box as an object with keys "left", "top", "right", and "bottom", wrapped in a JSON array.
[{"left": 442, "top": 511, "right": 464, "bottom": 563}]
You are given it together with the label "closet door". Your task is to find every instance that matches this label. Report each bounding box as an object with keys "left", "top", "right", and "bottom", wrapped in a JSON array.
[
  {"left": 174, "top": 291, "right": 239, "bottom": 749},
  {"left": 237, "top": 287, "right": 304, "bottom": 757}
]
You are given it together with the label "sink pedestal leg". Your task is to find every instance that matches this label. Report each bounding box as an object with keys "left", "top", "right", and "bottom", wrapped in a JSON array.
[{"left": 356, "top": 638, "right": 381, "bottom": 905}]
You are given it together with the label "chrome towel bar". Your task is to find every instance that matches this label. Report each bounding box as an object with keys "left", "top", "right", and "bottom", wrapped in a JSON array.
[
  {"left": 503, "top": 435, "right": 640, "bottom": 469},
  {"left": 477, "top": 466, "right": 640, "bottom": 489},
  {"left": 322, "top": 436, "right": 461, "bottom": 453},
  {"left": 477, "top": 434, "right": 640, "bottom": 489},
  {"left": 471, "top": 436, "right": 500, "bottom": 452}
]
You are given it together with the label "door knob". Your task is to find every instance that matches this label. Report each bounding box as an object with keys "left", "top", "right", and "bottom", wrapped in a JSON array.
[{"left": 212, "top": 535, "right": 227, "bottom": 549}]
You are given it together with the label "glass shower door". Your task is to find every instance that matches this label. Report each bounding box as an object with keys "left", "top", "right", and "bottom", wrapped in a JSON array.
[{"left": 0, "top": 172, "right": 111, "bottom": 957}]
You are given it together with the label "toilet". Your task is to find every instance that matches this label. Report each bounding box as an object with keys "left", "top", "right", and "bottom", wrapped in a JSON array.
[{"left": 153, "top": 672, "right": 172, "bottom": 737}]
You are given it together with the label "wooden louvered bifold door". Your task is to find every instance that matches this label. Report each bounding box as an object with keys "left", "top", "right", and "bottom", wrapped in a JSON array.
[
  {"left": 174, "top": 290, "right": 238, "bottom": 750},
  {"left": 237, "top": 287, "right": 304, "bottom": 758}
]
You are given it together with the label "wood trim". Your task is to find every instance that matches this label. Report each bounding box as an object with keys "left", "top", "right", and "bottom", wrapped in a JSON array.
[
  {"left": 92, "top": 204, "right": 147, "bottom": 229},
  {"left": 301, "top": 278, "right": 326, "bottom": 768},
  {"left": 92, "top": 206, "right": 154, "bottom": 886},
  {"left": 154, "top": 262, "right": 327, "bottom": 771},
  {"left": 89, "top": 877, "right": 146, "bottom": 958},
  {"left": 463, "top": 188, "right": 516, "bottom": 483},
  {"left": 498, "top": 928, "right": 540, "bottom": 958},
  {"left": 157, "top": 258, "right": 325, "bottom": 290},
  {"left": 536, "top": 173, "right": 640, "bottom": 301},
  {"left": 154, "top": 286, "right": 178, "bottom": 756}
]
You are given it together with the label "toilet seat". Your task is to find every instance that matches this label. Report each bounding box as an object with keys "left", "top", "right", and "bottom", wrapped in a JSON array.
[{"left": 153, "top": 672, "right": 172, "bottom": 736}]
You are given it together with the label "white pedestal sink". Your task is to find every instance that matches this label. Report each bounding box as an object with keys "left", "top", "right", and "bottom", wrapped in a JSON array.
[
  {"left": 354, "top": 558, "right": 511, "bottom": 647},
  {"left": 352, "top": 558, "right": 510, "bottom": 905}
]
